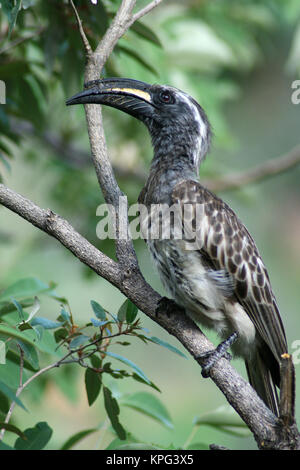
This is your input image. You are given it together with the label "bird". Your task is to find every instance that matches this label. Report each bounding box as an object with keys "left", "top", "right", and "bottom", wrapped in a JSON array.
[{"left": 67, "top": 77, "right": 288, "bottom": 416}]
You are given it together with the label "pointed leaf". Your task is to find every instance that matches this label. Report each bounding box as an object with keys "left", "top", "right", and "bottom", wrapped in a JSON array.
[
  {"left": 10, "top": 298, "right": 24, "bottom": 322},
  {"left": 69, "top": 335, "right": 89, "bottom": 349},
  {"left": 121, "top": 392, "right": 173, "bottom": 429},
  {"left": 117, "top": 299, "right": 138, "bottom": 323},
  {"left": 85, "top": 368, "right": 102, "bottom": 406},
  {"left": 131, "top": 21, "right": 162, "bottom": 47},
  {"left": 148, "top": 336, "right": 187, "bottom": 358},
  {"left": 103, "top": 386, "right": 126, "bottom": 441},
  {"left": 118, "top": 45, "right": 159, "bottom": 77},
  {"left": 60, "top": 428, "right": 99, "bottom": 450},
  {"left": 14, "top": 422, "right": 53, "bottom": 450},
  {"left": 0, "top": 278, "right": 52, "bottom": 302},
  {"left": 90, "top": 318, "right": 109, "bottom": 328},
  {"left": 90, "top": 300, "right": 106, "bottom": 321},
  {"left": 30, "top": 317, "right": 62, "bottom": 329},
  {"left": 60, "top": 307, "right": 71, "bottom": 324},
  {"left": 194, "top": 405, "right": 249, "bottom": 436},
  {"left": 0, "top": 381, "right": 27, "bottom": 411},
  {"left": 104, "top": 351, "right": 150, "bottom": 384},
  {"left": 131, "top": 373, "right": 161, "bottom": 393}
]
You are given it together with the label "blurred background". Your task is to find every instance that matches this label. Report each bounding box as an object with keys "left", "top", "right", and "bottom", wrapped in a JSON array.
[{"left": 0, "top": 0, "right": 300, "bottom": 450}]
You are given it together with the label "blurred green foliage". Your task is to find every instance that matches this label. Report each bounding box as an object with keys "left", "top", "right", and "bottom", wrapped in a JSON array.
[{"left": 0, "top": 0, "right": 300, "bottom": 450}]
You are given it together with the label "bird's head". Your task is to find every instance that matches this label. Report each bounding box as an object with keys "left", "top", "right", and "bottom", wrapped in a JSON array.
[{"left": 67, "top": 77, "right": 211, "bottom": 170}]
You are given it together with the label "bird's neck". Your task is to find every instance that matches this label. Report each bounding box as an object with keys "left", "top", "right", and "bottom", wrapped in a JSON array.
[{"left": 143, "top": 131, "right": 201, "bottom": 205}]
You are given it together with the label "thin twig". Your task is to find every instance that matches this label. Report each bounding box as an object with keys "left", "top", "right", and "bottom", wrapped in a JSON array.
[
  {"left": 0, "top": 27, "right": 45, "bottom": 55},
  {"left": 204, "top": 144, "right": 300, "bottom": 192},
  {"left": 70, "top": 0, "right": 92, "bottom": 56},
  {"left": 131, "top": 0, "right": 164, "bottom": 24},
  {"left": 9, "top": 118, "right": 300, "bottom": 190}
]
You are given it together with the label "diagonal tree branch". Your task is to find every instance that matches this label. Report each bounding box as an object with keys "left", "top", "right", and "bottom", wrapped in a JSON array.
[
  {"left": 9, "top": 119, "right": 300, "bottom": 192},
  {"left": 69, "top": 0, "right": 93, "bottom": 57},
  {"left": 203, "top": 144, "right": 300, "bottom": 192}
]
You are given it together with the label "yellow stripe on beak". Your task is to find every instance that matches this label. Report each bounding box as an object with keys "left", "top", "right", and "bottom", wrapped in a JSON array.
[{"left": 106, "top": 87, "right": 151, "bottom": 102}]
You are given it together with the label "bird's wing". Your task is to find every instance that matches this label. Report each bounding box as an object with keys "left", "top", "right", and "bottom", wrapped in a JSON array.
[{"left": 172, "top": 180, "right": 287, "bottom": 361}]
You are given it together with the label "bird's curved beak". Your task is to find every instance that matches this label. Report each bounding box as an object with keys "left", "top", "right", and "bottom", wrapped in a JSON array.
[{"left": 66, "top": 77, "right": 154, "bottom": 120}]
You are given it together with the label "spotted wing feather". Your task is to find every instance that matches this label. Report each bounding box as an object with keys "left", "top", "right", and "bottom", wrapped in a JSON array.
[{"left": 172, "top": 180, "right": 288, "bottom": 362}]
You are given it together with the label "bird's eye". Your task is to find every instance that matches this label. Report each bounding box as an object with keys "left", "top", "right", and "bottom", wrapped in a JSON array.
[{"left": 159, "top": 90, "right": 173, "bottom": 104}]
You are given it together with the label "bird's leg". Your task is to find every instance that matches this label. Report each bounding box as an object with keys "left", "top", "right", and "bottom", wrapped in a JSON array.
[
  {"left": 197, "top": 332, "right": 238, "bottom": 378},
  {"left": 156, "top": 297, "right": 185, "bottom": 318}
]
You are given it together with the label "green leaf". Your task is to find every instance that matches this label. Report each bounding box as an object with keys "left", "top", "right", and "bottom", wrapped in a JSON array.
[
  {"left": 0, "top": 441, "right": 15, "bottom": 450},
  {"left": 10, "top": 298, "right": 24, "bottom": 322},
  {"left": 90, "top": 318, "right": 109, "bottom": 328},
  {"left": 0, "top": 422, "right": 26, "bottom": 440},
  {"left": 0, "top": 278, "right": 53, "bottom": 302},
  {"left": 118, "top": 44, "right": 159, "bottom": 77},
  {"left": 147, "top": 336, "right": 187, "bottom": 358},
  {"left": 194, "top": 405, "right": 249, "bottom": 436},
  {"left": 91, "top": 300, "right": 106, "bottom": 321},
  {"left": 118, "top": 299, "right": 138, "bottom": 324},
  {"left": 85, "top": 368, "right": 102, "bottom": 406},
  {"left": 59, "top": 307, "right": 71, "bottom": 324},
  {"left": 117, "top": 301, "right": 127, "bottom": 322},
  {"left": 131, "top": 21, "right": 162, "bottom": 47},
  {"left": 5, "top": 349, "right": 37, "bottom": 372},
  {"left": 16, "top": 339, "right": 39, "bottom": 371},
  {"left": 103, "top": 386, "right": 126, "bottom": 441},
  {"left": 104, "top": 351, "right": 151, "bottom": 384},
  {"left": 30, "top": 317, "right": 62, "bottom": 330},
  {"left": 14, "top": 422, "right": 53, "bottom": 450},
  {"left": 0, "top": 381, "right": 27, "bottom": 411},
  {"left": 0, "top": 323, "right": 61, "bottom": 356},
  {"left": 121, "top": 392, "right": 173, "bottom": 429},
  {"left": 69, "top": 335, "right": 89, "bottom": 349},
  {"left": 54, "top": 328, "right": 68, "bottom": 343},
  {"left": 1, "top": 0, "right": 22, "bottom": 36},
  {"left": 0, "top": 299, "right": 34, "bottom": 318},
  {"left": 131, "top": 373, "right": 161, "bottom": 393},
  {"left": 60, "top": 428, "right": 99, "bottom": 450}
]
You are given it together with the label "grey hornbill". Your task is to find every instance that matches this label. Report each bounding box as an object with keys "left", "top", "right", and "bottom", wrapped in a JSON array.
[{"left": 67, "top": 77, "right": 288, "bottom": 416}]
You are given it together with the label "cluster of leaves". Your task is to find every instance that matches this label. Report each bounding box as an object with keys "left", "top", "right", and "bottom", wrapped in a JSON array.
[
  {"left": 0, "top": 277, "right": 250, "bottom": 450},
  {"left": 0, "top": 277, "right": 186, "bottom": 449}
]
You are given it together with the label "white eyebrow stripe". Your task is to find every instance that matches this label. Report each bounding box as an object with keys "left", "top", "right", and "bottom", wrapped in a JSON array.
[{"left": 179, "top": 92, "right": 206, "bottom": 140}]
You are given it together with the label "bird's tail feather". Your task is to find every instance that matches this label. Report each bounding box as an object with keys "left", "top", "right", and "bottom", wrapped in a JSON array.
[{"left": 245, "top": 350, "right": 280, "bottom": 416}]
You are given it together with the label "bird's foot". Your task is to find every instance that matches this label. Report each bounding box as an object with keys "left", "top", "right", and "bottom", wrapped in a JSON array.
[
  {"left": 156, "top": 297, "right": 185, "bottom": 318},
  {"left": 197, "top": 332, "right": 238, "bottom": 378}
]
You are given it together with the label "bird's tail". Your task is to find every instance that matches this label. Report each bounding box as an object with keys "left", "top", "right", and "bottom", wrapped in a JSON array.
[{"left": 245, "top": 347, "right": 280, "bottom": 416}]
